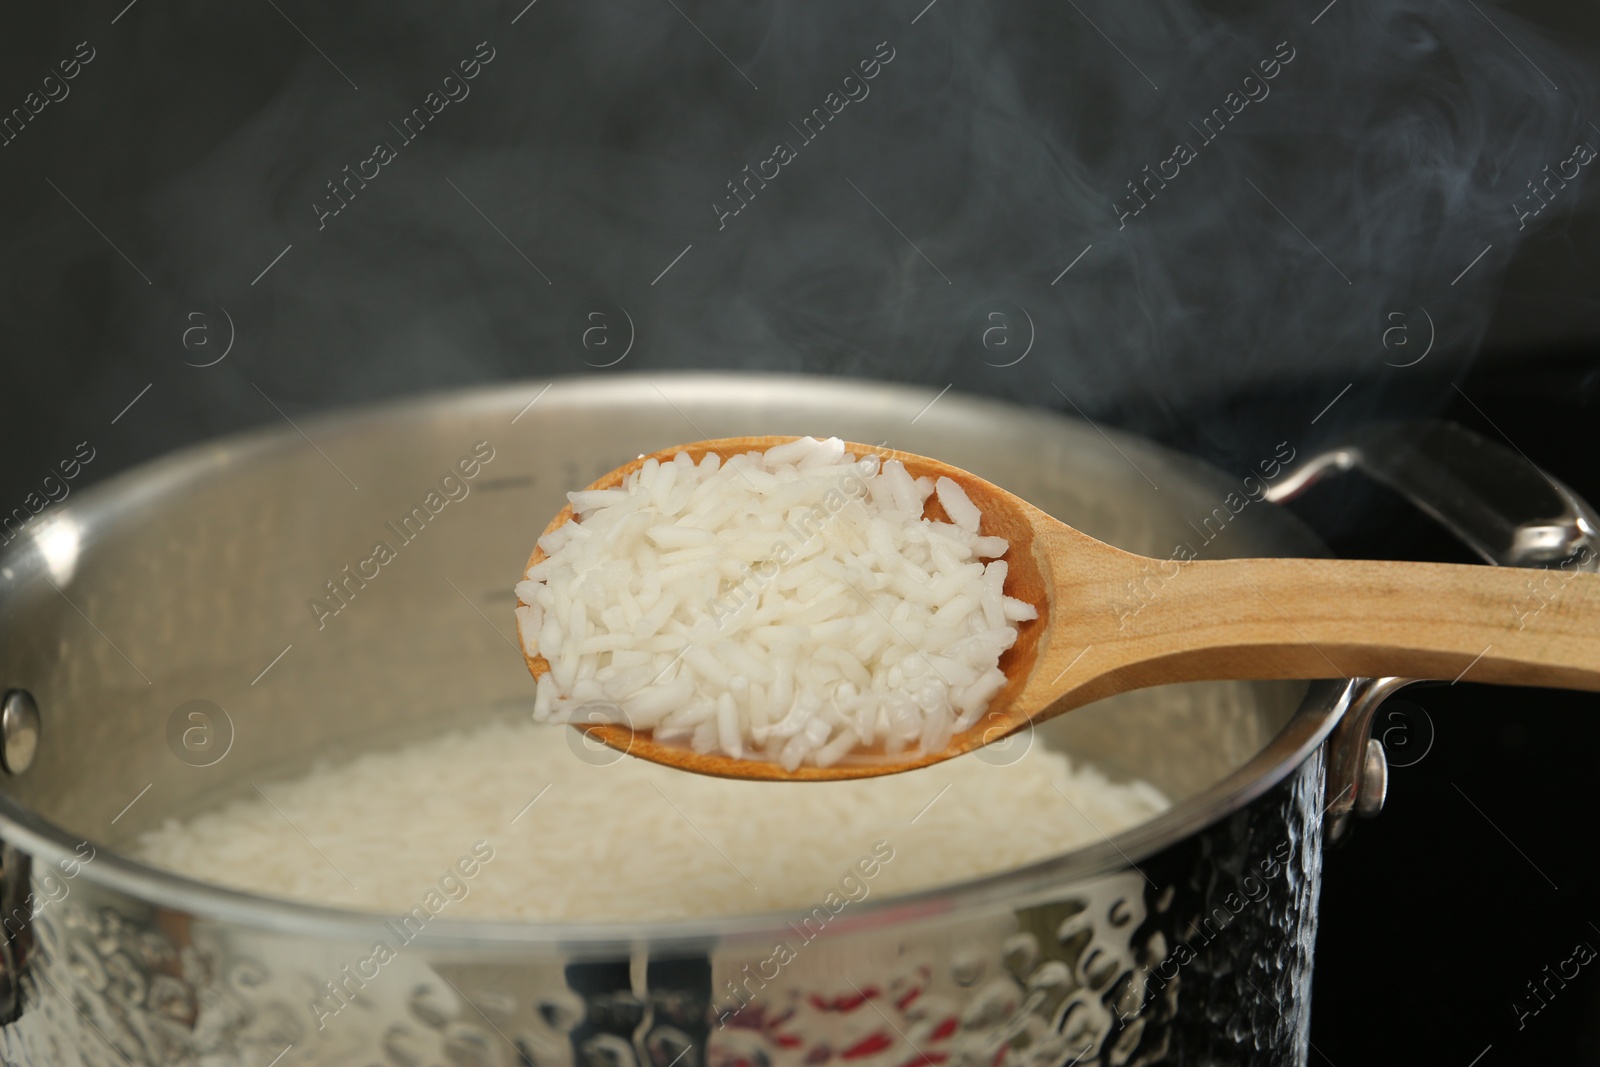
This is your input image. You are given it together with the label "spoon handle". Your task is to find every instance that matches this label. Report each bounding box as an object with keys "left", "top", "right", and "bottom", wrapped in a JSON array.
[{"left": 1070, "top": 556, "right": 1600, "bottom": 696}]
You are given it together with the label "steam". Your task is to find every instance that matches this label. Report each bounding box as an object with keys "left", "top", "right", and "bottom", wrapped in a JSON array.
[{"left": 4, "top": 0, "right": 1597, "bottom": 460}]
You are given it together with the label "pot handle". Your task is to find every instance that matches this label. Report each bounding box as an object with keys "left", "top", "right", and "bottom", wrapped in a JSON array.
[
  {"left": 1264, "top": 420, "right": 1598, "bottom": 567},
  {"left": 1266, "top": 420, "right": 1599, "bottom": 845}
]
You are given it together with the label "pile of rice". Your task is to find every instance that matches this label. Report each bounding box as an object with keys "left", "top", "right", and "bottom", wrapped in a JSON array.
[
  {"left": 134, "top": 718, "right": 1169, "bottom": 921},
  {"left": 515, "top": 438, "right": 1037, "bottom": 770}
]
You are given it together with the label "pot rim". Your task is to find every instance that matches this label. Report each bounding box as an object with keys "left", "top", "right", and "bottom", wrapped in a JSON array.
[{"left": 0, "top": 373, "right": 1351, "bottom": 952}]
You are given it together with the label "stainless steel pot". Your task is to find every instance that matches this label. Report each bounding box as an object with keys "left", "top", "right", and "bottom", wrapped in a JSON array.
[{"left": 0, "top": 375, "right": 1584, "bottom": 1067}]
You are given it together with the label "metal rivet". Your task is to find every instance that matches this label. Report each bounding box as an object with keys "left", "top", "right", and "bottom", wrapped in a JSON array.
[
  {"left": 1, "top": 690, "right": 41, "bottom": 774},
  {"left": 1355, "top": 735, "right": 1389, "bottom": 819}
]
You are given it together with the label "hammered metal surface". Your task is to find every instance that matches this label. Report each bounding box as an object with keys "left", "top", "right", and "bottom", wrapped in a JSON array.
[
  {"left": 0, "top": 756, "right": 1324, "bottom": 1066},
  {"left": 1145, "top": 751, "right": 1324, "bottom": 1066}
]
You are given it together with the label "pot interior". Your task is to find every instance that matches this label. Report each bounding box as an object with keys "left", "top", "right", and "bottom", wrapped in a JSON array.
[{"left": 0, "top": 375, "right": 1319, "bottom": 915}]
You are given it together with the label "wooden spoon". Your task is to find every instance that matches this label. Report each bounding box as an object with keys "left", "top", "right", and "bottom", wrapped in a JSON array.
[{"left": 516, "top": 437, "right": 1600, "bottom": 781}]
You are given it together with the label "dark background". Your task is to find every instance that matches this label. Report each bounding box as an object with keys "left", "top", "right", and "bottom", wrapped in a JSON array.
[
  {"left": 1, "top": 0, "right": 1598, "bottom": 1062},
  {"left": 1299, "top": 363, "right": 1600, "bottom": 1065}
]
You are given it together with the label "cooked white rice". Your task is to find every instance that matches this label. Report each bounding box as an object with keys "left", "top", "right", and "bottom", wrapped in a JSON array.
[
  {"left": 515, "top": 437, "right": 1037, "bottom": 770},
  {"left": 134, "top": 718, "right": 1169, "bottom": 921}
]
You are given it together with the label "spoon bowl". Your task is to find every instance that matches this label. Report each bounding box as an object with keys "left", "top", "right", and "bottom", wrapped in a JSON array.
[{"left": 517, "top": 437, "right": 1600, "bottom": 780}]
